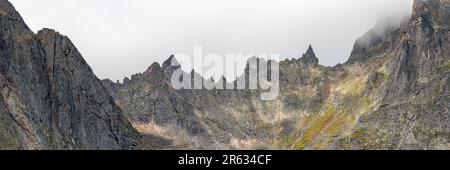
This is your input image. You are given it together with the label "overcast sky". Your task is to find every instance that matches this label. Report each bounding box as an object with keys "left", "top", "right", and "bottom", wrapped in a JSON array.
[{"left": 10, "top": 0, "right": 413, "bottom": 81}]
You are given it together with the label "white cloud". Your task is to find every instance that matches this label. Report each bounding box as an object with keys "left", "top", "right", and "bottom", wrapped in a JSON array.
[{"left": 10, "top": 0, "right": 413, "bottom": 81}]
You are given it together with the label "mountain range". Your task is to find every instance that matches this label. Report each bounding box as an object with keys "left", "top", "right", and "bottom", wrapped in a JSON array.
[{"left": 1, "top": 0, "right": 449, "bottom": 150}]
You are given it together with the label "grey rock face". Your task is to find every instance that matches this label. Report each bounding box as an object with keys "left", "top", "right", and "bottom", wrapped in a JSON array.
[
  {"left": 302, "top": 45, "right": 319, "bottom": 66},
  {"left": 0, "top": 0, "right": 149, "bottom": 150},
  {"left": 103, "top": 0, "right": 450, "bottom": 150},
  {"left": 344, "top": 0, "right": 450, "bottom": 150}
]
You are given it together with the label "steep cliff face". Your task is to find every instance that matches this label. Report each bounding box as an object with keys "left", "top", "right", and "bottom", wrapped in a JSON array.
[
  {"left": 103, "top": 0, "right": 450, "bottom": 150},
  {"left": 340, "top": 0, "right": 450, "bottom": 149},
  {"left": 0, "top": 0, "right": 149, "bottom": 149}
]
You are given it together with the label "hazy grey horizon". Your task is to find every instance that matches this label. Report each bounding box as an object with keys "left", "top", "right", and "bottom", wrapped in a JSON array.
[{"left": 10, "top": 0, "right": 413, "bottom": 81}]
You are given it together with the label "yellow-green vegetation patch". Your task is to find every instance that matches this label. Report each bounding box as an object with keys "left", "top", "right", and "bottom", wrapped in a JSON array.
[
  {"left": 380, "top": 71, "right": 387, "bottom": 79},
  {"left": 413, "top": 128, "right": 450, "bottom": 140},
  {"left": 324, "top": 112, "right": 355, "bottom": 137},
  {"left": 335, "top": 75, "right": 367, "bottom": 97},
  {"left": 291, "top": 108, "right": 356, "bottom": 150},
  {"left": 344, "top": 129, "right": 366, "bottom": 139},
  {"left": 437, "top": 63, "right": 450, "bottom": 72},
  {"left": 279, "top": 94, "right": 375, "bottom": 149},
  {"left": 361, "top": 96, "right": 373, "bottom": 113},
  {"left": 346, "top": 95, "right": 374, "bottom": 116},
  {"left": 339, "top": 127, "right": 397, "bottom": 150},
  {"left": 294, "top": 109, "right": 337, "bottom": 149},
  {"left": 440, "top": 63, "right": 450, "bottom": 70},
  {"left": 296, "top": 115, "right": 313, "bottom": 130},
  {"left": 375, "top": 71, "right": 389, "bottom": 83}
]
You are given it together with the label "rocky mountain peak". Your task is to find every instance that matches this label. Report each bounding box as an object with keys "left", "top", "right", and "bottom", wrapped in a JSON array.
[
  {"left": 0, "top": 0, "right": 30, "bottom": 31},
  {"left": 0, "top": 0, "right": 159, "bottom": 150},
  {"left": 162, "top": 55, "right": 178, "bottom": 68},
  {"left": 144, "top": 62, "right": 162, "bottom": 76},
  {"left": 301, "top": 45, "right": 319, "bottom": 65},
  {"left": 306, "top": 44, "right": 314, "bottom": 54}
]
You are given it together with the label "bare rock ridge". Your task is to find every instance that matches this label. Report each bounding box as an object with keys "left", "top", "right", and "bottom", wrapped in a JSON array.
[
  {"left": 0, "top": 0, "right": 166, "bottom": 149},
  {"left": 103, "top": 0, "right": 450, "bottom": 149},
  {"left": 302, "top": 45, "right": 319, "bottom": 66},
  {"left": 1, "top": 0, "right": 449, "bottom": 150}
]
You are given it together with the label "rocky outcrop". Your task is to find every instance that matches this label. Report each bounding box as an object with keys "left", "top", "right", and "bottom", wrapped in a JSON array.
[
  {"left": 340, "top": 0, "right": 450, "bottom": 150},
  {"left": 103, "top": 0, "right": 450, "bottom": 150},
  {"left": 0, "top": 0, "right": 158, "bottom": 150},
  {"left": 301, "top": 45, "right": 319, "bottom": 66}
]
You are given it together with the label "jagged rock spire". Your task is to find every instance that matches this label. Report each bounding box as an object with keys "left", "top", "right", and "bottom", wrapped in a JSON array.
[
  {"left": 162, "top": 55, "right": 179, "bottom": 68},
  {"left": 302, "top": 45, "right": 319, "bottom": 65},
  {"left": 144, "top": 62, "right": 162, "bottom": 76}
]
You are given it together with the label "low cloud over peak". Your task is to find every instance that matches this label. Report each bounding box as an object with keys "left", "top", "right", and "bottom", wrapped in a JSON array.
[{"left": 11, "top": 0, "right": 413, "bottom": 81}]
